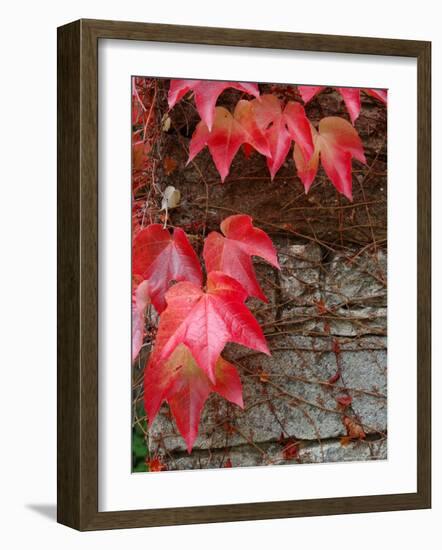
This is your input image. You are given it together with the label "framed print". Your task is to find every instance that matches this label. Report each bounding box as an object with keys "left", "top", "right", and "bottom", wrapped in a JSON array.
[{"left": 57, "top": 19, "right": 431, "bottom": 530}]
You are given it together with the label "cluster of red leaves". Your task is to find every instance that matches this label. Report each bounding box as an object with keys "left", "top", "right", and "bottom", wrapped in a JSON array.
[
  {"left": 132, "top": 77, "right": 386, "bottom": 459},
  {"left": 298, "top": 86, "right": 387, "bottom": 124},
  {"left": 168, "top": 79, "right": 387, "bottom": 201},
  {"left": 133, "top": 214, "right": 280, "bottom": 452}
]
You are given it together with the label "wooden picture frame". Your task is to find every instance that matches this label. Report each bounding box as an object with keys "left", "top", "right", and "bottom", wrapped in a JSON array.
[{"left": 57, "top": 18, "right": 431, "bottom": 530}]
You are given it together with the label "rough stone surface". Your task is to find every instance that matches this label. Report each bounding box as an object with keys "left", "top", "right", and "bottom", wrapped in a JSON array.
[
  {"left": 149, "top": 334, "right": 387, "bottom": 453},
  {"left": 324, "top": 248, "right": 387, "bottom": 308},
  {"left": 159, "top": 438, "right": 387, "bottom": 471},
  {"left": 148, "top": 241, "right": 387, "bottom": 469},
  {"left": 278, "top": 241, "right": 323, "bottom": 306}
]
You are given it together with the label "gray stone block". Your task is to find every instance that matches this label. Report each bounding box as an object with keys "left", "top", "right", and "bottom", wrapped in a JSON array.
[
  {"left": 147, "top": 241, "right": 388, "bottom": 469},
  {"left": 155, "top": 437, "right": 387, "bottom": 471},
  {"left": 149, "top": 335, "right": 387, "bottom": 454}
]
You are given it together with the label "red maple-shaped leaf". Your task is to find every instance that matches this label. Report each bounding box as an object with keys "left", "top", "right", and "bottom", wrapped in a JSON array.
[
  {"left": 132, "top": 280, "right": 150, "bottom": 361},
  {"left": 132, "top": 224, "right": 202, "bottom": 313},
  {"left": 251, "top": 94, "right": 314, "bottom": 179},
  {"left": 336, "top": 88, "right": 361, "bottom": 125},
  {"left": 203, "top": 214, "right": 280, "bottom": 302},
  {"left": 168, "top": 79, "right": 260, "bottom": 130},
  {"left": 298, "top": 86, "right": 361, "bottom": 124},
  {"left": 145, "top": 344, "right": 243, "bottom": 452},
  {"left": 149, "top": 271, "right": 270, "bottom": 384},
  {"left": 146, "top": 456, "right": 167, "bottom": 472},
  {"left": 298, "top": 86, "right": 387, "bottom": 124},
  {"left": 364, "top": 88, "right": 388, "bottom": 104},
  {"left": 297, "top": 85, "right": 325, "bottom": 104},
  {"left": 293, "top": 117, "right": 366, "bottom": 200},
  {"left": 188, "top": 101, "right": 270, "bottom": 182}
]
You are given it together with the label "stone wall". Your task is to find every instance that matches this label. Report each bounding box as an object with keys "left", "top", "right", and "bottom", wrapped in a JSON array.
[
  {"left": 148, "top": 241, "right": 387, "bottom": 469},
  {"left": 138, "top": 83, "right": 388, "bottom": 470}
]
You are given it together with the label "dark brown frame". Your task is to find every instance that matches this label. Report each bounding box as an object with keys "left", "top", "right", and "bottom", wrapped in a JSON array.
[{"left": 57, "top": 18, "right": 431, "bottom": 531}]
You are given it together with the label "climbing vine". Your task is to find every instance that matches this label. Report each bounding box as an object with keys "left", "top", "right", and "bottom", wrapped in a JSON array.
[{"left": 131, "top": 77, "right": 387, "bottom": 463}]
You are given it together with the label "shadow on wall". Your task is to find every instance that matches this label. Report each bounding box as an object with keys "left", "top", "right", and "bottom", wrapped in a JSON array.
[{"left": 25, "top": 503, "right": 57, "bottom": 521}]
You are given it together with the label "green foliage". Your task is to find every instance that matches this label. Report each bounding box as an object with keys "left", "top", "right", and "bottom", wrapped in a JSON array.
[{"left": 132, "top": 414, "right": 148, "bottom": 472}]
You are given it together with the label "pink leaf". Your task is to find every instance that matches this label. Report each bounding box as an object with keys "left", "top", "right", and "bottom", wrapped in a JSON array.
[
  {"left": 293, "top": 125, "right": 320, "bottom": 193},
  {"left": 212, "top": 356, "right": 243, "bottom": 408},
  {"left": 243, "top": 142, "right": 253, "bottom": 159},
  {"left": 132, "top": 280, "right": 150, "bottom": 361},
  {"left": 294, "top": 117, "right": 366, "bottom": 200},
  {"left": 132, "top": 224, "right": 202, "bottom": 313},
  {"left": 284, "top": 101, "right": 315, "bottom": 160},
  {"left": 144, "top": 344, "right": 243, "bottom": 452},
  {"left": 337, "top": 88, "right": 361, "bottom": 124},
  {"left": 168, "top": 79, "right": 260, "bottom": 130},
  {"left": 203, "top": 214, "right": 280, "bottom": 301},
  {"left": 364, "top": 88, "right": 388, "bottom": 104},
  {"left": 298, "top": 86, "right": 325, "bottom": 103},
  {"left": 149, "top": 271, "right": 270, "bottom": 384},
  {"left": 188, "top": 102, "right": 270, "bottom": 182},
  {"left": 299, "top": 86, "right": 385, "bottom": 124},
  {"left": 252, "top": 95, "right": 313, "bottom": 179}
]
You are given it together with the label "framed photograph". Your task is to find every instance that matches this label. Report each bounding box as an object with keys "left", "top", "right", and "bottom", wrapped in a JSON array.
[{"left": 57, "top": 19, "right": 431, "bottom": 530}]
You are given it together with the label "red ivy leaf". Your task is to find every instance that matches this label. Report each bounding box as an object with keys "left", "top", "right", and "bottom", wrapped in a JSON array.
[
  {"left": 149, "top": 271, "right": 270, "bottom": 384},
  {"left": 132, "top": 224, "right": 202, "bottom": 313},
  {"left": 343, "top": 416, "right": 366, "bottom": 440},
  {"left": 145, "top": 344, "right": 243, "bottom": 452},
  {"left": 293, "top": 117, "right": 366, "bottom": 200},
  {"left": 337, "top": 88, "right": 361, "bottom": 125},
  {"left": 203, "top": 214, "right": 279, "bottom": 302},
  {"left": 299, "top": 86, "right": 387, "bottom": 124},
  {"left": 168, "top": 79, "right": 260, "bottom": 131},
  {"left": 188, "top": 102, "right": 270, "bottom": 182},
  {"left": 212, "top": 355, "right": 244, "bottom": 408},
  {"left": 298, "top": 85, "right": 325, "bottom": 104},
  {"left": 252, "top": 94, "right": 314, "bottom": 179},
  {"left": 364, "top": 88, "right": 388, "bottom": 104},
  {"left": 243, "top": 142, "right": 253, "bottom": 159},
  {"left": 132, "top": 280, "right": 150, "bottom": 361},
  {"left": 282, "top": 440, "right": 299, "bottom": 460},
  {"left": 146, "top": 456, "right": 167, "bottom": 472},
  {"left": 336, "top": 395, "right": 353, "bottom": 408}
]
